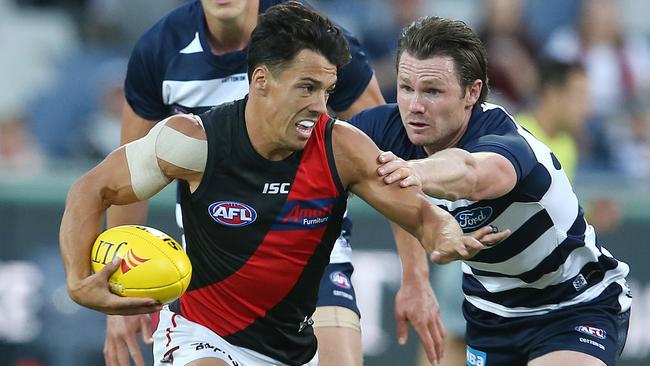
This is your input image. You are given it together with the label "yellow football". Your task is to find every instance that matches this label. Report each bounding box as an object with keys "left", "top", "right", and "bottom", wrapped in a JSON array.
[{"left": 90, "top": 225, "right": 192, "bottom": 304}]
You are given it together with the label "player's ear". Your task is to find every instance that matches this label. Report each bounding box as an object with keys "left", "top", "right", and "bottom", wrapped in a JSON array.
[
  {"left": 251, "top": 66, "right": 270, "bottom": 96},
  {"left": 465, "top": 79, "right": 482, "bottom": 107}
]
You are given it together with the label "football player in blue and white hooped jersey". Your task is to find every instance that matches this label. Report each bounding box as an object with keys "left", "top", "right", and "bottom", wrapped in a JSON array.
[
  {"left": 103, "top": 1, "right": 445, "bottom": 366},
  {"left": 351, "top": 17, "right": 632, "bottom": 366}
]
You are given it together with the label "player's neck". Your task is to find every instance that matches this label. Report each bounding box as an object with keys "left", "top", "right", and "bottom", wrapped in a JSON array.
[
  {"left": 204, "top": 5, "right": 258, "bottom": 55},
  {"left": 534, "top": 105, "right": 559, "bottom": 138}
]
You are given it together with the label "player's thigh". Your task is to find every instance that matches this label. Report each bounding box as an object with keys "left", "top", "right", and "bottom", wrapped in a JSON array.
[
  {"left": 528, "top": 350, "right": 606, "bottom": 366},
  {"left": 187, "top": 358, "right": 231, "bottom": 366}
]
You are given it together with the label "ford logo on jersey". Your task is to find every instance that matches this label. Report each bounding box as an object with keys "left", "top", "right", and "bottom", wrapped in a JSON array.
[
  {"left": 208, "top": 201, "right": 257, "bottom": 227},
  {"left": 454, "top": 207, "right": 493, "bottom": 230}
]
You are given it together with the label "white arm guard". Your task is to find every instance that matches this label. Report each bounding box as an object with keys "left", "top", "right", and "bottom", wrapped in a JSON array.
[{"left": 124, "top": 116, "right": 207, "bottom": 200}]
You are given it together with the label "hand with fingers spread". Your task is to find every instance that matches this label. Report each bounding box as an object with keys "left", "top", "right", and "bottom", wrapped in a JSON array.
[
  {"left": 67, "top": 257, "right": 162, "bottom": 316},
  {"left": 377, "top": 151, "right": 422, "bottom": 188},
  {"left": 105, "top": 314, "right": 153, "bottom": 366},
  {"left": 395, "top": 277, "right": 446, "bottom": 365}
]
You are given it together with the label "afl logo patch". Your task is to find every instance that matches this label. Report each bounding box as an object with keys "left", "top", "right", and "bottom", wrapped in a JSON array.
[
  {"left": 575, "top": 325, "right": 607, "bottom": 340},
  {"left": 454, "top": 207, "right": 493, "bottom": 230},
  {"left": 208, "top": 201, "right": 257, "bottom": 227},
  {"left": 329, "top": 271, "right": 351, "bottom": 289}
]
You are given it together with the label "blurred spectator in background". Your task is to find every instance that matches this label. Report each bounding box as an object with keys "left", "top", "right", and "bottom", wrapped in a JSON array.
[
  {"left": 83, "top": 58, "right": 128, "bottom": 159},
  {"left": 517, "top": 59, "right": 621, "bottom": 233},
  {"left": 23, "top": 0, "right": 181, "bottom": 162},
  {"left": 0, "top": 0, "right": 78, "bottom": 174},
  {"left": 545, "top": 0, "right": 650, "bottom": 174},
  {"left": 523, "top": 0, "right": 581, "bottom": 45},
  {"left": 616, "top": 102, "right": 650, "bottom": 179},
  {"left": 27, "top": 55, "right": 128, "bottom": 162},
  {"left": 478, "top": 0, "right": 539, "bottom": 111},
  {"left": 517, "top": 60, "right": 588, "bottom": 181},
  {"left": 0, "top": 117, "right": 43, "bottom": 175},
  {"left": 359, "top": 0, "right": 425, "bottom": 102}
]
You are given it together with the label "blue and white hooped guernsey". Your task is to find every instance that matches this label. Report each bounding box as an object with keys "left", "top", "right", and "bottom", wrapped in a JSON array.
[
  {"left": 124, "top": 0, "right": 374, "bottom": 264},
  {"left": 349, "top": 102, "right": 632, "bottom": 318}
]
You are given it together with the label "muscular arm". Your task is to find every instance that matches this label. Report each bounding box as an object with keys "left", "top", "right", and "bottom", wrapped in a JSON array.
[
  {"left": 106, "top": 102, "right": 158, "bottom": 228},
  {"left": 390, "top": 222, "right": 448, "bottom": 364},
  {"left": 333, "top": 122, "right": 482, "bottom": 260},
  {"left": 387, "top": 148, "right": 517, "bottom": 201},
  {"left": 60, "top": 115, "right": 206, "bottom": 313},
  {"left": 335, "top": 75, "right": 385, "bottom": 120}
]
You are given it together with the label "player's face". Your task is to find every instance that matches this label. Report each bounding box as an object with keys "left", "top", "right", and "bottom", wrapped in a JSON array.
[
  {"left": 557, "top": 71, "right": 590, "bottom": 133},
  {"left": 201, "top": 0, "right": 255, "bottom": 21},
  {"left": 266, "top": 49, "right": 337, "bottom": 153},
  {"left": 396, "top": 52, "right": 479, "bottom": 154}
]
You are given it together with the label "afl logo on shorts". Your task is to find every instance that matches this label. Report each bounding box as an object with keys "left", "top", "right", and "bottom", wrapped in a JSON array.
[
  {"left": 208, "top": 201, "right": 257, "bottom": 227},
  {"left": 329, "top": 271, "right": 351, "bottom": 289}
]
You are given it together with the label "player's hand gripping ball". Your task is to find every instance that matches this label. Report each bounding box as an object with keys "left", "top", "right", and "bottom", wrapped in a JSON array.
[{"left": 90, "top": 225, "right": 192, "bottom": 304}]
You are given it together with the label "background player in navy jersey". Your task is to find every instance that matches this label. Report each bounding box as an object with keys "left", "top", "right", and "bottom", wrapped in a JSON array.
[
  {"left": 104, "top": 1, "right": 394, "bottom": 365},
  {"left": 59, "top": 4, "right": 507, "bottom": 366},
  {"left": 350, "top": 16, "right": 632, "bottom": 366}
]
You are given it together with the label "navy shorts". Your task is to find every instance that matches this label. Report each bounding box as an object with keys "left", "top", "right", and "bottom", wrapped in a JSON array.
[
  {"left": 316, "top": 262, "right": 360, "bottom": 317},
  {"left": 464, "top": 299, "right": 630, "bottom": 366}
]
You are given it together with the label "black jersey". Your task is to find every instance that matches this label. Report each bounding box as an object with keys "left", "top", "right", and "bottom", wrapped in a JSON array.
[{"left": 175, "top": 97, "right": 348, "bottom": 364}]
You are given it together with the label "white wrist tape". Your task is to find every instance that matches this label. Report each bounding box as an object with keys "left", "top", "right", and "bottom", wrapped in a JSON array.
[{"left": 125, "top": 116, "right": 207, "bottom": 200}]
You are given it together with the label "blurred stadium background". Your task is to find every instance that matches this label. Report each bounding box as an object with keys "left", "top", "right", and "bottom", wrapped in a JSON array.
[{"left": 2, "top": 0, "right": 650, "bottom": 365}]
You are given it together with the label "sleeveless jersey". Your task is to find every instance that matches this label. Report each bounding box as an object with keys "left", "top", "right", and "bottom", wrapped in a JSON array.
[
  {"left": 175, "top": 98, "right": 348, "bottom": 365},
  {"left": 349, "top": 103, "right": 632, "bottom": 318},
  {"left": 123, "top": 0, "right": 367, "bottom": 263}
]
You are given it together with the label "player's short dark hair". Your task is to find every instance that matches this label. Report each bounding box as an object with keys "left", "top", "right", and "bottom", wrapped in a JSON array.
[
  {"left": 397, "top": 16, "right": 489, "bottom": 106},
  {"left": 247, "top": 1, "right": 351, "bottom": 81},
  {"left": 538, "top": 59, "right": 585, "bottom": 90}
]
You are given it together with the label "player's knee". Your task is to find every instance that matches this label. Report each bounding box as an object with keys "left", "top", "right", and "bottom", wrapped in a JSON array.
[{"left": 313, "top": 306, "right": 360, "bottom": 332}]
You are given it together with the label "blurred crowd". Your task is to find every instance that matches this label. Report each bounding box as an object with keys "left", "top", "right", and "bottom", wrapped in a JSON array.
[{"left": 2, "top": 0, "right": 650, "bottom": 181}]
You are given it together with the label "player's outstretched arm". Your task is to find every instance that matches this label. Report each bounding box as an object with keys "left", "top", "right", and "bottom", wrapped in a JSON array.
[
  {"left": 390, "top": 222, "right": 446, "bottom": 365},
  {"left": 332, "top": 121, "right": 485, "bottom": 263},
  {"left": 59, "top": 115, "right": 206, "bottom": 315},
  {"left": 377, "top": 149, "right": 517, "bottom": 201}
]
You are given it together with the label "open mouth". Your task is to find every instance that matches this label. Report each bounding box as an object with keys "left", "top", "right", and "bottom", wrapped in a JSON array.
[
  {"left": 295, "top": 120, "right": 316, "bottom": 139},
  {"left": 297, "top": 120, "right": 315, "bottom": 128}
]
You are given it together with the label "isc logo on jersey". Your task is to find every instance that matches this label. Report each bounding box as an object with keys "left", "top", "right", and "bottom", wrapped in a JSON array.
[
  {"left": 209, "top": 201, "right": 257, "bottom": 227},
  {"left": 262, "top": 182, "right": 290, "bottom": 194}
]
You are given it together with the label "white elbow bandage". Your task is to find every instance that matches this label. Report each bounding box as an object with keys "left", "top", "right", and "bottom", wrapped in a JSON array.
[{"left": 125, "top": 115, "right": 208, "bottom": 200}]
